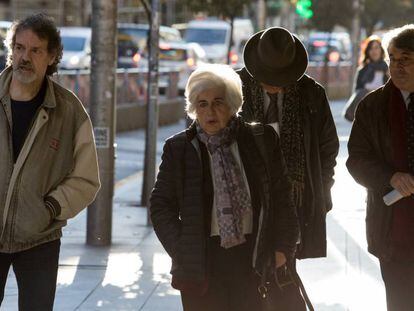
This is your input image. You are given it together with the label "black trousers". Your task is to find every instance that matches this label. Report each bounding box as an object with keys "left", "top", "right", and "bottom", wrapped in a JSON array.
[
  {"left": 0, "top": 239, "right": 61, "bottom": 311},
  {"left": 181, "top": 236, "right": 261, "bottom": 311},
  {"left": 380, "top": 259, "right": 414, "bottom": 311}
]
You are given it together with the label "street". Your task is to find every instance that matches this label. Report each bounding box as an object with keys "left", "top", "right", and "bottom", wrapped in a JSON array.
[{"left": 3, "top": 99, "right": 387, "bottom": 310}]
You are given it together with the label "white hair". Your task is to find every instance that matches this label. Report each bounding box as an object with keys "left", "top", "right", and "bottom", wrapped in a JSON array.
[{"left": 184, "top": 64, "right": 243, "bottom": 120}]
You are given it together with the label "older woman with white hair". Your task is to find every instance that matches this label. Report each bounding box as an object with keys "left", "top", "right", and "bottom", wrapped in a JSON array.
[{"left": 150, "top": 64, "right": 299, "bottom": 311}]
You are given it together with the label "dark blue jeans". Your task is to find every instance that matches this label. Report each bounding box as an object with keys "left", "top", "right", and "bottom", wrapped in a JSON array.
[{"left": 0, "top": 239, "right": 61, "bottom": 311}]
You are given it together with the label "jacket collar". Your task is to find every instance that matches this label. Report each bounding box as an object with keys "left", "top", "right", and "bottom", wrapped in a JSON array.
[
  {"left": 185, "top": 119, "right": 198, "bottom": 141},
  {"left": 0, "top": 66, "right": 57, "bottom": 108}
]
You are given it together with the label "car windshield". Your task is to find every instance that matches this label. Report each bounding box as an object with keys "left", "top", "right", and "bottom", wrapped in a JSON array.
[
  {"left": 61, "top": 36, "right": 86, "bottom": 52},
  {"left": 118, "top": 39, "right": 138, "bottom": 57},
  {"left": 119, "top": 28, "right": 147, "bottom": 43},
  {"left": 160, "top": 48, "right": 186, "bottom": 61},
  {"left": 185, "top": 28, "right": 227, "bottom": 45}
]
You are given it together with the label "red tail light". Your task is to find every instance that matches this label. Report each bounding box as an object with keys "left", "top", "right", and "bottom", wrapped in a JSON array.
[
  {"left": 229, "top": 51, "right": 239, "bottom": 65},
  {"left": 328, "top": 51, "right": 340, "bottom": 62}
]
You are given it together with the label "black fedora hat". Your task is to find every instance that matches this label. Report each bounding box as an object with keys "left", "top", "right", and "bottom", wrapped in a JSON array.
[{"left": 243, "top": 27, "right": 308, "bottom": 87}]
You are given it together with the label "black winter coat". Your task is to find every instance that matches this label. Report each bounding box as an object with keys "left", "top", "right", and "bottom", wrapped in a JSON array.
[
  {"left": 346, "top": 81, "right": 398, "bottom": 259},
  {"left": 150, "top": 119, "right": 299, "bottom": 282},
  {"left": 238, "top": 69, "right": 339, "bottom": 259}
]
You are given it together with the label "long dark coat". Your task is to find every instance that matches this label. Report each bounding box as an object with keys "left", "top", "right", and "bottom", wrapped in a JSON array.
[{"left": 238, "top": 69, "right": 339, "bottom": 259}]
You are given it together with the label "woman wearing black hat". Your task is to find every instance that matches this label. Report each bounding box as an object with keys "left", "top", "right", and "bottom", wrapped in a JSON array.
[{"left": 238, "top": 27, "right": 339, "bottom": 262}]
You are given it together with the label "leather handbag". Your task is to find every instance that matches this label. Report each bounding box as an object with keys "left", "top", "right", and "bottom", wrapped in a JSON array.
[{"left": 258, "top": 262, "right": 314, "bottom": 311}]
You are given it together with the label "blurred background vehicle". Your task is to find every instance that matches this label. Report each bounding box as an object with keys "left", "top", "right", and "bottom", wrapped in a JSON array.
[
  {"left": 184, "top": 18, "right": 253, "bottom": 68},
  {"left": 307, "top": 32, "right": 352, "bottom": 63},
  {"left": 59, "top": 27, "right": 91, "bottom": 70},
  {"left": 118, "top": 23, "right": 182, "bottom": 54},
  {"left": 58, "top": 24, "right": 183, "bottom": 71},
  {"left": 117, "top": 33, "right": 140, "bottom": 68},
  {"left": 158, "top": 41, "right": 206, "bottom": 93},
  {"left": 0, "top": 21, "right": 12, "bottom": 71},
  {"left": 184, "top": 19, "right": 230, "bottom": 64},
  {"left": 230, "top": 18, "right": 254, "bottom": 68}
]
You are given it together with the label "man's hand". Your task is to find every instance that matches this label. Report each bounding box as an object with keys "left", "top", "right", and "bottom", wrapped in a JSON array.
[
  {"left": 275, "top": 251, "right": 287, "bottom": 268},
  {"left": 390, "top": 172, "right": 414, "bottom": 197}
]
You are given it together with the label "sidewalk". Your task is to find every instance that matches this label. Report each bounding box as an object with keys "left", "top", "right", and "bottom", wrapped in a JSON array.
[{"left": 3, "top": 100, "right": 387, "bottom": 310}]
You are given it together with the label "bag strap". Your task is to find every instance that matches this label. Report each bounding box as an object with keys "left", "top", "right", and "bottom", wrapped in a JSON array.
[
  {"left": 288, "top": 263, "right": 314, "bottom": 311},
  {"left": 250, "top": 123, "right": 270, "bottom": 169},
  {"left": 251, "top": 123, "right": 314, "bottom": 311}
]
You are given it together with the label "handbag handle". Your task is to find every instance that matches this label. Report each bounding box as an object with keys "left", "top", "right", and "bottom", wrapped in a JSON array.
[
  {"left": 288, "top": 262, "right": 314, "bottom": 311},
  {"left": 258, "top": 262, "right": 314, "bottom": 311},
  {"left": 251, "top": 123, "right": 314, "bottom": 310}
]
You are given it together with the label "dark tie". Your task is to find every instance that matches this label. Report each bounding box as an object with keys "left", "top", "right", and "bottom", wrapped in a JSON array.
[
  {"left": 266, "top": 92, "right": 279, "bottom": 123},
  {"left": 408, "top": 93, "right": 414, "bottom": 172}
]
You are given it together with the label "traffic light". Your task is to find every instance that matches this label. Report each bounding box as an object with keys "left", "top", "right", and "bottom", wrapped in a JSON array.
[{"left": 296, "top": 0, "right": 313, "bottom": 19}]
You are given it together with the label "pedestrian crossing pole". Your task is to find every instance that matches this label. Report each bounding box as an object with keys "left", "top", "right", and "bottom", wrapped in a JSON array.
[
  {"left": 87, "top": 0, "right": 117, "bottom": 246},
  {"left": 141, "top": 0, "right": 160, "bottom": 226}
]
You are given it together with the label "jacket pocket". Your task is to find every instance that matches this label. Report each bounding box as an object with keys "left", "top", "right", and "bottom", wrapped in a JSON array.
[{"left": 13, "top": 192, "right": 56, "bottom": 242}]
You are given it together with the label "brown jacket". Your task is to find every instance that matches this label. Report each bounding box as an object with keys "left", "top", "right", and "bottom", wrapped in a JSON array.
[{"left": 0, "top": 67, "right": 100, "bottom": 253}]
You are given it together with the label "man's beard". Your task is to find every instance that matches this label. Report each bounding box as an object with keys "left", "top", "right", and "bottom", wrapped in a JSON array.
[{"left": 12, "top": 60, "right": 37, "bottom": 84}]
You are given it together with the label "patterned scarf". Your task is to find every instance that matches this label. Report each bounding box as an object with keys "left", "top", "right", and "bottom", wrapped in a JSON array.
[
  {"left": 239, "top": 69, "right": 306, "bottom": 211},
  {"left": 197, "top": 117, "right": 252, "bottom": 249},
  {"left": 280, "top": 85, "right": 306, "bottom": 209}
]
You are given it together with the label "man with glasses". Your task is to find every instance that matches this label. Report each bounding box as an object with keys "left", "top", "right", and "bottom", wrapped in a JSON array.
[{"left": 347, "top": 24, "right": 414, "bottom": 310}]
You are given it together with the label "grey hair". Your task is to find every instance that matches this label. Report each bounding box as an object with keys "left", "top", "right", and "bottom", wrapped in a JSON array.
[
  {"left": 5, "top": 13, "right": 63, "bottom": 75},
  {"left": 382, "top": 24, "right": 414, "bottom": 61},
  {"left": 184, "top": 64, "right": 243, "bottom": 120}
]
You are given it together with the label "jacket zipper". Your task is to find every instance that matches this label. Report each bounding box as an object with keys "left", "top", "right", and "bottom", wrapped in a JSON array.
[
  {"left": 7, "top": 173, "right": 21, "bottom": 251},
  {"left": 1, "top": 108, "right": 48, "bottom": 243}
]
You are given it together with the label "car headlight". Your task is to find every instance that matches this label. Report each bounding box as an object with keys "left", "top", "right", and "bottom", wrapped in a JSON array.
[{"left": 69, "top": 55, "right": 80, "bottom": 66}]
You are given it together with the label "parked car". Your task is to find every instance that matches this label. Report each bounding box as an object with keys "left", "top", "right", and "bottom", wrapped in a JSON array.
[
  {"left": 306, "top": 32, "right": 352, "bottom": 63},
  {"left": 59, "top": 27, "right": 91, "bottom": 69}
]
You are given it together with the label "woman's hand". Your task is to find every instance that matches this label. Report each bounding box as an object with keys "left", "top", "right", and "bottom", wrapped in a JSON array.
[{"left": 275, "top": 251, "right": 287, "bottom": 268}]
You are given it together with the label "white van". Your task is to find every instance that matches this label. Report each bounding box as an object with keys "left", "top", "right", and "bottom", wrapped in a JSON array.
[
  {"left": 59, "top": 27, "right": 91, "bottom": 70},
  {"left": 184, "top": 19, "right": 231, "bottom": 64},
  {"left": 184, "top": 18, "right": 253, "bottom": 66}
]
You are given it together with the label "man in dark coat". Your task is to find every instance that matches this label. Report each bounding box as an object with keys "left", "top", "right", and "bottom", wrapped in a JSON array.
[
  {"left": 238, "top": 27, "right": 339, "bottom": 259},
  {"left": 347, "top": 24, "right": 414, "bottom": 310}
]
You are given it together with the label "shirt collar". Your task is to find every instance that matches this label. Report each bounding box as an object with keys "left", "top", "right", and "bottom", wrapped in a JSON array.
[{"left": 400, "top": 89, "right": 411, "bottom": 105}]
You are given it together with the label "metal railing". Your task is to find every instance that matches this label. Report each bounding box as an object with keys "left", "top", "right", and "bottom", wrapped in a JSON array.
[{"left": 54, "top": 67, "right": 180, "bottom": 108}]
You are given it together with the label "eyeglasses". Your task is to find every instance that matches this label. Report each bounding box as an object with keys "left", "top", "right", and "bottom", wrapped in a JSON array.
[{"left": 389, "top": 56, "right": 414, "bottom": 67}]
